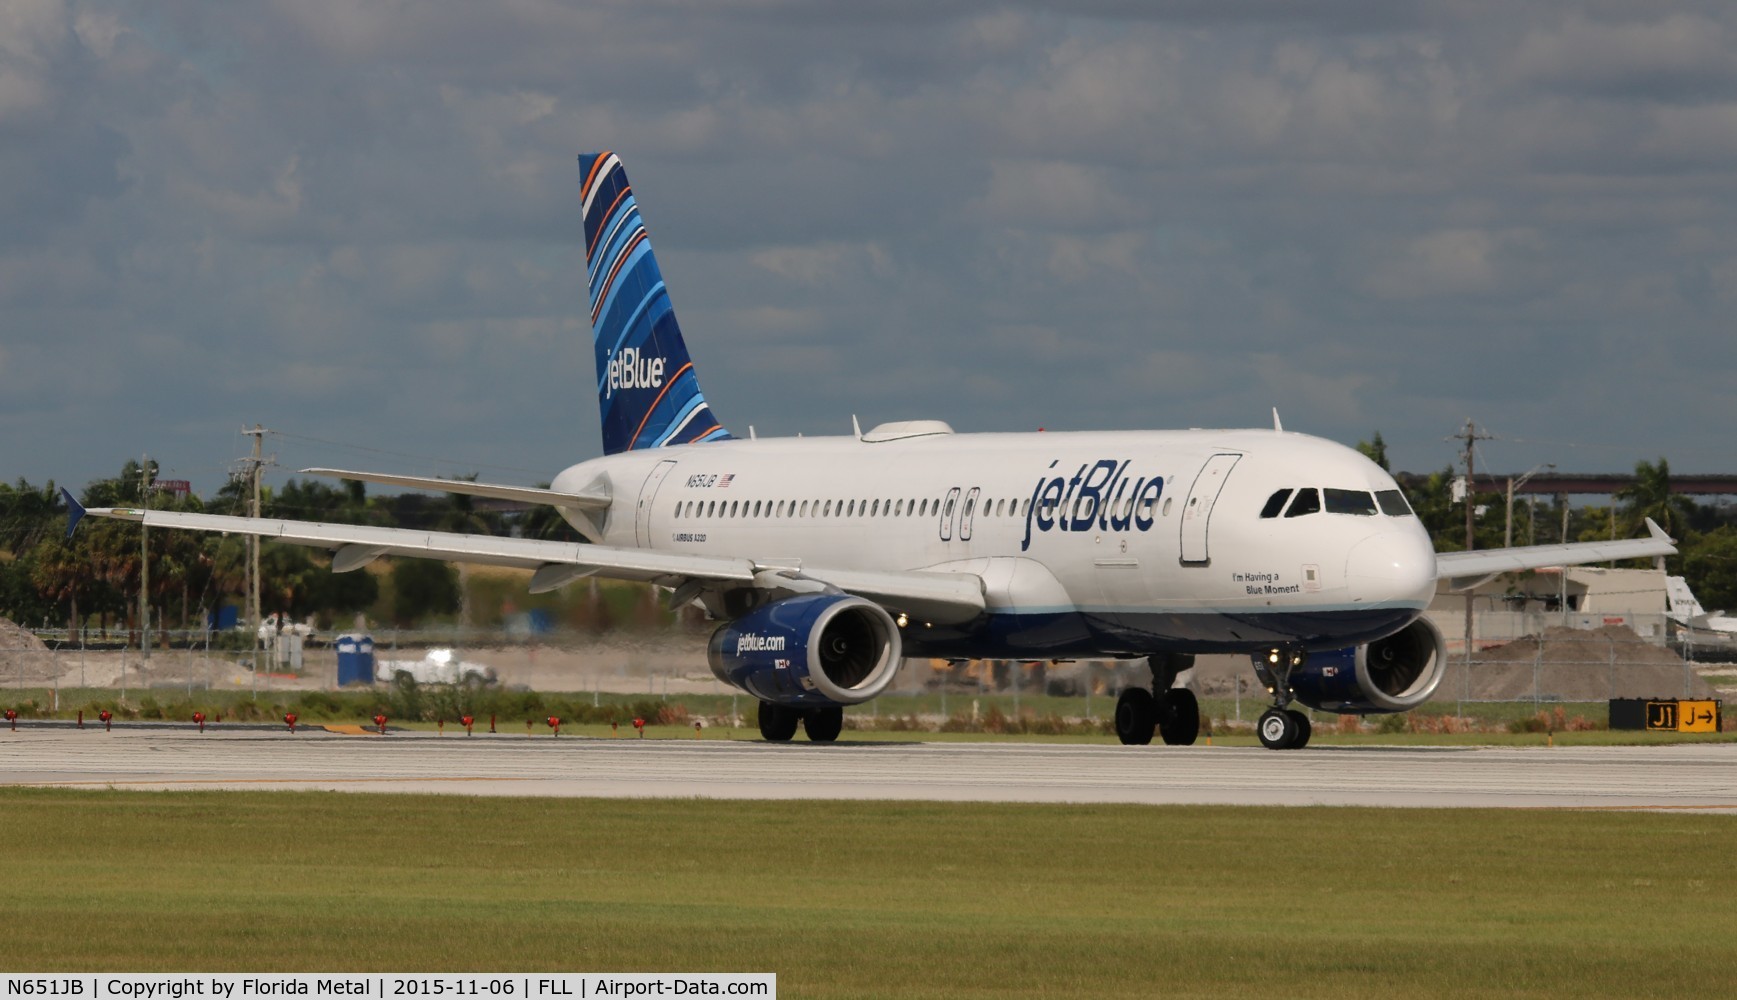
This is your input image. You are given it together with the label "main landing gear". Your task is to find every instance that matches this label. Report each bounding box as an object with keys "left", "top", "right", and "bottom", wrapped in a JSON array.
[
  {"left": 1114, "top": 653, "right": 1201, "bottom": 746},
  {"left": 1252, "top": 646, "right": 1312, "bottom": 750},
  {"left": 757, "top": 702, "right": 844, "bottom": 743}
]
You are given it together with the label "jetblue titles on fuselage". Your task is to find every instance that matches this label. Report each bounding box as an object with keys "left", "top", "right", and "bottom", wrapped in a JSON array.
[{"left": 1021, "top": 459, "right": 1164, "bottom": 551}]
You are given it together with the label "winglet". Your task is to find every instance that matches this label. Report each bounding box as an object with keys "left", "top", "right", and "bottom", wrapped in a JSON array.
[
  {"left": 61, "top": 487, "right": 86, "bottom": 539},
  {"left": 1272, "top": 408, "right": 1283, "bottom": 433},
  {"left": 1645, "top": 517, "right": 1673, "bottom": 543}
]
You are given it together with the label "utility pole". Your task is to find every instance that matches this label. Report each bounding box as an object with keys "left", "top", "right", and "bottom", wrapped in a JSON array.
[
  {"left": 140, "top": 453, "right": 151, "bottom": 660},
  {"left": 241, "top": 425, "right": 271, "bottom": 695},
  {"left": 1505, "top": 463, "right": 1554, "bottom": 549},
  {"left": 1453, "top": 420, "right": 1496, "bottom": 684}
]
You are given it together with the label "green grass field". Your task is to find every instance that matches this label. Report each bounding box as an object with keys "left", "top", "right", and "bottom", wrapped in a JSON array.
[{"left": 1, "top": 790, "right": 1732, "bottom": 998}]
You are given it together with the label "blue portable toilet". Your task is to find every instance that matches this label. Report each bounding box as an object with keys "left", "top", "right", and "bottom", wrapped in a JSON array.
[{"left": 335, "top": 634, "right": 375, "bottom": 686}]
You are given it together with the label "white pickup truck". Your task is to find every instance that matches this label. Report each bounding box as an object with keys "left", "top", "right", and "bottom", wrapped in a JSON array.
[{"left": 374, "top": 648, "right": 497, "bottom": 685}]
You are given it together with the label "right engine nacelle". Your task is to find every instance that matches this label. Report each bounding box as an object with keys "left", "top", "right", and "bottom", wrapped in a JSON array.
[
  {"left": 707, "top": 592, "right": 902, "bottom": 708},
  {"left": 1282, "top": 617, "right": 1448, "bottom": 714}
]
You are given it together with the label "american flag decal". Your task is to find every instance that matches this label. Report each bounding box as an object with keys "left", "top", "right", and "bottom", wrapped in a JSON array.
[{"left": 718, "top": 474, "right": 734, "bottom": 488}]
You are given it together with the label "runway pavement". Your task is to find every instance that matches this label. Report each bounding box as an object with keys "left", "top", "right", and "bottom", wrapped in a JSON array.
[{"left": 3, "top": 727, "right": 1735, "bottom": 810}]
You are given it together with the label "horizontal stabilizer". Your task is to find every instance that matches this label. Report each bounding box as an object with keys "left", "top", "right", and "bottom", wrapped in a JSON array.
[
  {"left": 81, "top": 506, "right": 749, "bottom": 582},
  {"left": 301, "top": 468, "right": 610, "bottom": 510}
]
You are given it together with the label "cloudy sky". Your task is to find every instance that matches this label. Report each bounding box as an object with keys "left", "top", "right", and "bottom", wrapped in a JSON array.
[{"left": 5, "top": 0, "right": 1736, "bottom": 496}]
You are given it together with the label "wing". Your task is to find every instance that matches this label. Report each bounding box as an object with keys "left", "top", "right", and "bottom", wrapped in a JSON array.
[
  {"left": 65, "top": 494, "right": 985, "bottom": 626},
  {"left": 1435, "top": 518, "right": 1676, "bottom": 589}
]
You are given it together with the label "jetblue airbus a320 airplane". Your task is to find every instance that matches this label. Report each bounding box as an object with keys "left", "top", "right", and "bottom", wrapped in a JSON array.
[{"left": 69, "top": 152, "right": 1678, "bottom": 750}]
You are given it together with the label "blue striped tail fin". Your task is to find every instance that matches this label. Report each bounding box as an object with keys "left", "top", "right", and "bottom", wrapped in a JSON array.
[{"left": 579, "top": 152, "right": 731, "bottom": 455}]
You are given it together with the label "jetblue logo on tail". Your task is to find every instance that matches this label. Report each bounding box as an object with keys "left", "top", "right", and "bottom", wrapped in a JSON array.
[
  {"left": 1020, "top": 459, "right": 1164, "bottom": 551},
  {"left": 581, "top": 151, "right": 731, "bottom": 453},
  {"left": 606, "top": 346, "right": 665, "bottom": 400}
]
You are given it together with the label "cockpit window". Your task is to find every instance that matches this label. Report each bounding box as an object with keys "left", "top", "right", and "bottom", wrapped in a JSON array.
[
  {"left": 1283, "top": 488, "right": 1321, "bottom": 517},
  {"left": 1376, "top": 489, "right": 1415, "bottom": 517},
  {"left": 1259, "top": 489, "right": 1293, "bottom": 519},
  {"left": 1324, "top": 488, "right": 1379, "bottom": 516}
]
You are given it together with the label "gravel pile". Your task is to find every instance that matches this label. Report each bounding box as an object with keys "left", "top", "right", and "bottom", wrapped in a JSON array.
[
  {"left": 1452, "top": 625, "right": 1712, "bottom": 701},
  {"left": 0, "top": 616, "right": 55, "bottom": 683}
]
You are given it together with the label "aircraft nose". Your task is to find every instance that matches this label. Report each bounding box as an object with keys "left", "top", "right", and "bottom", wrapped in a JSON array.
[{"left": 1345, "top": 530, "right": 1437, "bottom": 607}]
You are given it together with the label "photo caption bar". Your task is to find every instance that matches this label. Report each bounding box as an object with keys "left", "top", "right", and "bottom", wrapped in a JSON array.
[{"left": 3, "top": 976, "right": 774, "bottom": 1000}]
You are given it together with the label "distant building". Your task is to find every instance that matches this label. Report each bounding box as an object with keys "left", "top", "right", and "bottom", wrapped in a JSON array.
[{"left": 1427, "top": 567, "right": 1669, "bottom": 650}]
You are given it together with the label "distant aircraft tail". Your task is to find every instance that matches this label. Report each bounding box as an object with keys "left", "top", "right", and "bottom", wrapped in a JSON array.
[{"left": 579, "top": 152, "right": 731, "bottom": 455}]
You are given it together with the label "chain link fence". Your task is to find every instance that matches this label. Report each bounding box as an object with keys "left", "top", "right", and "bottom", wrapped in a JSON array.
[{"left": 2, "top": 615, "right": 1729, "bottom": 723}]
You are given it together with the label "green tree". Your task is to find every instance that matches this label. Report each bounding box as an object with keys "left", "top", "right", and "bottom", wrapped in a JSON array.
[
  {"left": 1680, "top": 526, "right": 1737, "bottom": 612},
  {"left": 1614, "top": 458, "right": 1696, "bottom": 536},
  {"left": 0, "top": 478, "right": 62, "bottom": 557},
  {"left": 390, "top": 559, "right": 460, "bottom": 626},
  {"left": 1355, "top": 432, "right": 1390, "bottom": 472}
]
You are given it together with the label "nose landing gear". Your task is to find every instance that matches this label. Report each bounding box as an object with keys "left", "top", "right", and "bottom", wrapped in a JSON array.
[
  {"left": 1252, "top": 646, "right": 1313, "bottom": 750},
  {"left": 1114, "top": 653, "right": 1201, "bottom": 746},
  {"left": 1257, "top": 707, "right": 1312, "bottom": 750}
]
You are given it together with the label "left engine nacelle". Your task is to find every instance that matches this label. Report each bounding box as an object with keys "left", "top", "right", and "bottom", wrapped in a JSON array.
[
  {"left": 707, "top": 593, "right": 902, "bottom": 708},
  {"left": 1282, "top": 617, "right": 1448, "bottom": 714}
]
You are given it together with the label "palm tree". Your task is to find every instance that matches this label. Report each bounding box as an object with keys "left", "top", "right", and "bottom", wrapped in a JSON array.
[{"left": 1614, "top": 458, "right": 1696, "bottom": 536}]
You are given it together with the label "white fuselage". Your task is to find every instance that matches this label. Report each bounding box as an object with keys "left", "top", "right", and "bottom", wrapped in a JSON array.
[{"left": 551, "top": 426, "right": 1438, "bottom": 659}]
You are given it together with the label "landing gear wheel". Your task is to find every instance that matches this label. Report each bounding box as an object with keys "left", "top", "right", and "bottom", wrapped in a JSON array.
[
  {"left": 1114, "top": 688, "right": 1157, "bottom": 746},
  {"left": 1258, "top": 708, "right": 1299, "bottom": 750},
  {"left": 803, "top": 706, "right": 844, "bottom": 743},
  {"left": 1285, "top": 709, "right": 1313, "bottom": 749},
  {"left": 757, "top": 702, "right": 799, "bottom": 742},
  {"left": 1159, "top": 689, "right": 1201, "bottom": 746}
]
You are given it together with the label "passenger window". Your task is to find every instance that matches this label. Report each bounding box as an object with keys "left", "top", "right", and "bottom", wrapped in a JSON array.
[
  {"left": 752, "top": 500, "right": 761, "bottom": 517},
  {"left": 1324, "top": 489, "right": 1378, "bottom": 516},
  {"left": 1162, "top": 497, "right": 1173, "bottom": 517},
  {"left": 872, "top": 499, "right": 880, "bottom": 517},
  {"left": 964, "top": 496, "right": 976, "bottom": 518},
  {"left": 1376, "top": 489, "right": 1415, "bottom": 517},
  {"left": 1284, "top": 489, "right": 1321, "bottom": 517},
  {"left": 1260, "top": 489, "right": 1293, "bottom": 519},
  {"left": 706, "top": 501, "right": 716, "bottom": 517},
  {"left": 801, "top": 500, "right": 810, "bottom": 517}
]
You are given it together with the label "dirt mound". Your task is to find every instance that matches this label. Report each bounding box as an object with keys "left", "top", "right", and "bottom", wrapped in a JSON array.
[
  {"left": 0, "top": 617, "right": 49, "bottom": 654},
  {"left": 1452, "top": 625, "right": 1713, "bottom": 701},
  {"left": 0, "top": 616, "right": 56, "bottom": 683}
]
